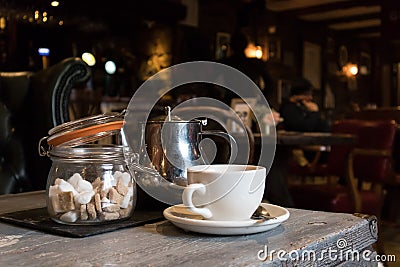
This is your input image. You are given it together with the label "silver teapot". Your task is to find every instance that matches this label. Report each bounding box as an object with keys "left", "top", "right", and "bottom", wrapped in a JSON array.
[
  {"left": 132, "top": 107, "right": 235, "bottom": 205},
  {"left": 140, "top": 107, "right": 234, "bottom": 183},
  {"left": 127, "top": 107, "right": 255, "bottom": 205}
]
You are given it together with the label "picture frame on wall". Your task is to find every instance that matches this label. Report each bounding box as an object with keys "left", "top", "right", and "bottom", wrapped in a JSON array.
[
  {"left": 215, "top": 32, "right": 230, "bottom": 60},
  {"left": 229, "top": 98, "right": 257, "bottom": 133}
]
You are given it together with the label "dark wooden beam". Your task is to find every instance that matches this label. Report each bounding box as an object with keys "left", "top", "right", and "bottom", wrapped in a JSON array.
[
  {"left": 318, "top": 12, "right": 380, "bottom": 25},
  {"left": 333, "top": 25, "right": 380, "bottom": 37},
  {"left": 280, "top": 0, "right": 380, "bottom": 17}
]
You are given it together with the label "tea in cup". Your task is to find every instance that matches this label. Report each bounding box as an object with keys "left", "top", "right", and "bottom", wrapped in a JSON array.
[{"left": 182, "top": 164, "right": 266, "bottom": 221}]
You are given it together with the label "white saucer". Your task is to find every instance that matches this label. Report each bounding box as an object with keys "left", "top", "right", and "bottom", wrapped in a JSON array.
[{"left": 163, "top": 203, "right": 290, "bottom": 235}]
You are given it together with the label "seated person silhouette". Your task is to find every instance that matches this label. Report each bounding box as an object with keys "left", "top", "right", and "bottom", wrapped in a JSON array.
[
  {"left": 279, "top": 77, "right": 330, "bottom": 167},
  {"left": 279, "top": 77, "right": 329, "bottom": 133}
]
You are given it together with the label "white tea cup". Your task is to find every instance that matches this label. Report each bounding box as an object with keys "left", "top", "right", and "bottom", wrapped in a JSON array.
[{"left": 182, "top": 164, "right": 266, "bottom": 221}]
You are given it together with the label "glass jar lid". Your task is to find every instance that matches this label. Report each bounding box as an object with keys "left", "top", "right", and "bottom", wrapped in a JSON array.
[
  {"left": 48, "top": 144, "right": 134, "bottom": 163},
  {"left": 46, "top": 112, "right": 124, "bottom": 147}
]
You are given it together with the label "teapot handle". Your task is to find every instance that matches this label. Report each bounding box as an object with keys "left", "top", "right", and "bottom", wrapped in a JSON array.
[
  {"left": 200, "top": 130, "right": 254, "bottom": 165},
  {"left": 171, "top": 106, "right": 255, "bottom": 164}
]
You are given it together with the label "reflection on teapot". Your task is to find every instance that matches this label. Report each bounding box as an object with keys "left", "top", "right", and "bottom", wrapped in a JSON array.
[
  {"left": 140, "top": 117, "right": 206, "bottom": 186},
  {"left": 139, "top": 106, "right": 237, "bottom": 179}
]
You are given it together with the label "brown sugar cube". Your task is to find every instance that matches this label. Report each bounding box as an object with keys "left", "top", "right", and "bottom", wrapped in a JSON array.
[
  {"left": 54, "top": 191, "right": 75, "bottom": 213},
  {"left": 94, "top": 193, "right": 102, "bottom": 213},
  {"left": 100, "top": 212, "right": 120, "bottom": 221},
  {"left": 119, "top": 206, "right": 132, "bottom": 218},
  {"left": 116, "top": 179, "right": 128, "bottom": 196},
  {"left": 92, "top": 186, "right": 100, "bottom": 195},
  {"left": 100, "top": 188, "right": 110, "bottom": 199},
  {"left": 50, "top": 196, "right": 62, "bottom": 214},
  {"left": 87, "top": 202, "right": 97, "bottom": 220},
  {"left": 102, "top": 203, "right": 120, "bottom": 213},
  {"left": 108, "top": 187, "right": 124, "bottom": 205},
  {"left": 92, "top": 177, "right": 103, "bottom": 193},
  {"left": 80, "top": 204, "right": 88, "bottom": 220},
  {"left": 92, "top": 177, "right": 102, "bottom": 188}
]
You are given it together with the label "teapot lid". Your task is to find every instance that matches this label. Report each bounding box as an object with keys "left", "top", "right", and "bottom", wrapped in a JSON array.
[
  {"left": 148, "top": 106, "right": 183, "bottom": 122},
  {"left": 146, "top": 106, "right": 207, "bottom": 126},
  {"left": 45, "top": 111, "right": 124, "bottom": 147}
]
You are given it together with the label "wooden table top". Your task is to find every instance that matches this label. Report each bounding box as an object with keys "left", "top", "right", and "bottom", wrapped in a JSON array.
[
  {"left": 0, "top": 191, "right": 378, "bottom": 266},
  {"left": 253, "top": 130, "right": 358, "bottom": 146}
]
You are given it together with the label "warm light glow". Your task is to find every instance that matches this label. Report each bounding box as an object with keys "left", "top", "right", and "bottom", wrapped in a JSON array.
[
  {"left": 0, "top": 17, "right": 6, "bottom": 30},
  {"left": 268, "top": 26, "right": 276, "bottom": 34},
  {"left": 245, "top": 44, "right": 263, "bottom": 59},
  {"left": 43, "top": 12, "right": 48, "bottom": 17},
  {"left": 105, "top": 61, "right": 116, "bottom": 74},
  {"left": 58, "top": 20, "right": 64, "bottom": 26},
  {"left": 349, "top": 65, "right": 358, "bottom": 75},
  {"left": 255, "top": 46, "right": 263, "bottom": 59},
  {"left": 51, "top": 1, "right": 60, "bottom": 7},
  {"left": 342, "top": 63, "right": 358, "bottom": 77},
  {"left": 34, "top": 11, "right": 39, "bottom": 20},
  {"left": 82, "top": 52, "right": 96, "bottom": 66},
  {"left": 359, "top": 65, "right": 368, "bottom": 75},
  {"left": 43, "top": 17, "right": 48, "bottom": 22}
]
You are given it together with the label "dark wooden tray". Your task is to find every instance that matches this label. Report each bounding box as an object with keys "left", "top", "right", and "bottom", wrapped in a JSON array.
[{"left": 0, "top": 207, "right": 164, "bottom": 238}]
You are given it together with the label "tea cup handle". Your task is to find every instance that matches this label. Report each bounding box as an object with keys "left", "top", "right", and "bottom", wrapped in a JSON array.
[{"left": 182, "top": 183, "right": 212, "bottom": 219}]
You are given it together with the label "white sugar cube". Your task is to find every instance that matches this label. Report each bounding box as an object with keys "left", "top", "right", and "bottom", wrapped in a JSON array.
[
  {"left": 74, "top": 190, "right": 94, "bottom": 205},
  {"left": 68, "top": 173, "right": 83, "bottom": 189},
  {"left": 76, "top": 179, "right": 93, "bottom": 193},
  {"left": 120, "top": 193, "right": 131, "bottom": 209},
  {"left": 102, "top": 173, "right": 114, "bottom": 189},
  {"left": 113, "top": 171, "right": 123, "bottom": 181},
  {"left": 120, "top": 185, "right": 133, "bottom": 209},
  {"left": 58, "top": 180, "right": 78, "bottom": 196},
  {"left": 127, "top": 185, "right": 133, "bottom": 197},
  {"left": 59, "top": 211, "right": 79, "bottom": 223},
  {"left": 120, "top": 172, "right": 131, "bottom": 186},
  {"left": 101, "top": 197, "right": 110, "bottom": 203}
]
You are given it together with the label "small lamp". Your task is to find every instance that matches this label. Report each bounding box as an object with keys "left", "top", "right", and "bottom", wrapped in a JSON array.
[{"left": 342, "top": 63, "right": 358, "bottom": 77}]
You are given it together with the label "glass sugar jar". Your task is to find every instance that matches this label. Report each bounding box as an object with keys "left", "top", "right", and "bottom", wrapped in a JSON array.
[{"left": 40, "top": 112, "right": 137, "bottom": 225}]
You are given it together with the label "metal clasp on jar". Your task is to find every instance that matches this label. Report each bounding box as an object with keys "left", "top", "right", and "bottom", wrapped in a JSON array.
[{"left": 38, "top": 136, "right": 51, "bottom": 157}]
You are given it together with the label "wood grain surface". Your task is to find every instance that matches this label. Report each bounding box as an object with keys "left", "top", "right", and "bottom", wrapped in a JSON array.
[{"left": 0, "top": 191, "right": 378, "bottom": 266}]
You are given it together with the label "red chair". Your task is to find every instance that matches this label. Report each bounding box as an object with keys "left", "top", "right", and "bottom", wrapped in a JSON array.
[
  {"left": 287, "top": 120, "right": 362, "bottom": 187},
  {"left": 289, "top": 119, "right": 396, "bottom": 215},
  {"left": 288, "top": 119, "right": 396, "bottom": 254}
]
